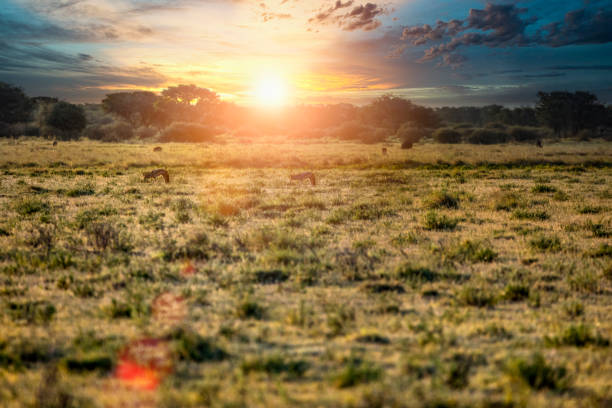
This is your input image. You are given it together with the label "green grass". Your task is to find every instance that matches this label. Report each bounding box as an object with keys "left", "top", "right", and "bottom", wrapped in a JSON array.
[{"left": 0, "top": 139, "right": 610, "bottom": 407}]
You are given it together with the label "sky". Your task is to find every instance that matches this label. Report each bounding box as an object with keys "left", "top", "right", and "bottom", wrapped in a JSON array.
[{"left": 1, "top": 0, "right": 611, "bottom": 107}]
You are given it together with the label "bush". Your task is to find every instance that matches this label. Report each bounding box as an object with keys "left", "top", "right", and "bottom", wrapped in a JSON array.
[
  {"left": 159, "top": 121, "right": 223, "bottom": 143},
  {"left": 509, "top": 126, "right": 540, "bottom": 142},
  {"left": 504, "top": 353, "right": 570, "bottom": 391},
  {"left": 0, "top": 82, "right": 34, "bottom": 124},
  {"left": 466, "top": 128, "right": 508, "bottom": 144},
  {"left": 329, "top": 121, "right": 388, "bottom": 144},
  {"left": 396, "top": 123, "right": 426, "bottom": 145},
  {"left": 46, "top": 102, "right": 86, "bottom": 138},
  {"left": 433, "top": 128, "right": 462, "bottom": 143},
  {"left": 425, "top": 191, "right": 459, "bottom": 209},
  {"left": 84, "top": 121, "right": 134, "bottom": 142},
  {"left": 546, "top": 324, "right": 609, "bottom": 347},
  {"left": 333, "top": 358, "right": 382, "bottom": 388},
  {"left": 135, "top": 126, "right": 158, "bottom": 139},
  {"left": 423, "top": 211, "right": 458, "bottom": 231}
]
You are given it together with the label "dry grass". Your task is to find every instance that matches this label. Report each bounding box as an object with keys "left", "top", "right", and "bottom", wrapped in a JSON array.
[{"left": 0, "top": 138, "right": 611, "bottom": 407}]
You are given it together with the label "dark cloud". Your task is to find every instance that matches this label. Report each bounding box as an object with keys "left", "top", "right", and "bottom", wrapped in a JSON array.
[
  {"left": 399, "top": 2, "right": 612, "bottom": 67},
  {"left": 0, "top": 40, "right": 167, "bottom": 101},
  {"left": 540, "top": 7, "right": 612, "bottom": 46},
  {"left": 547, "top": 65, "right": 612, "bottom": 71},
  {"left": 310, "top": 1, "right": 385, "bottom": 32}
]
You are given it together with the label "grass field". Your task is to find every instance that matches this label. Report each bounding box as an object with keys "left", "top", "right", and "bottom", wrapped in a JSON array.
[{"left": 0, "top": 139, "right": 611, "bottom": 408}]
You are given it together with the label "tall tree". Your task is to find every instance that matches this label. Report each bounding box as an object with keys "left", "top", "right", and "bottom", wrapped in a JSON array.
[
  {"left": 102, "top": 91, "right": 158, "bottom": 127},
  {"left": 0, "top": 82, "right": 34, "bottom": 124}
]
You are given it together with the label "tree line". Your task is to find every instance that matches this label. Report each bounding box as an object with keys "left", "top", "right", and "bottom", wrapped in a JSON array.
[{"left": 1, "top": 81, "right": 611, "bottom": 143}]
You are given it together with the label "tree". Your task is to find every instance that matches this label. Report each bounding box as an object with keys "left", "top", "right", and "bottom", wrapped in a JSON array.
[
  {"left": 157, "top": 84, "right": 220, "bottom": 124},
  {"left": 536, "top": 91, "right": 605, "bottom": 136},
  {"left": 46, "top": 102, "right": 86, "bottom": 139},
  {"left": 102, "top": 91, "right": 158, "bottom": 127},
  {"left": 0, "top": 82, "right": 34, "bottom": 124}
]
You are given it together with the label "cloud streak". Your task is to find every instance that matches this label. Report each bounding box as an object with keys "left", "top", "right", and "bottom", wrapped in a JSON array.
[{"left": 399, "top": 2, "right": 612, "bottom": 67}]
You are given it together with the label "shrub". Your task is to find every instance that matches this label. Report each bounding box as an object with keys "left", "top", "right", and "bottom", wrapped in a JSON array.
[
  {"left": 395, "top": 264, "right": 438, "bottom": 284},
  {"left": 532, "top": 184, "right": 557, "bottom": 193},
  {"left": 423, "top": 211, "right": 458, "bottom": 231},
  {"left": 466, "top": 128, "right": 508, "bottom": 144},
  {"left": 7, "top": 300, "right": 56, "bottom": 324},
  {"left": 66, "top": 182, "right": 95, "bottom": 197},
  {"left": 502, "top": 283, "right": 530, "bottom": 301},
  {"left": 14, "top": 198, "right": 49, "bottom": 216},
  {"left": 449, "top": 240, "right": 497, "bottom": 263},
  {"left": 168, "top": 327, "right": 227, "bottom": 362},
  {"left": 135, "top": 126, "right": 157, "bottom": 139},
  {"left": 46, "top": 102, "right": 86, "bottom": 138},
  {"left": 159, "top": 122, "right": 223, "bottom": 143},
  {"left": 546, "top": 324, "right": 609, "bottom": 347},
  {"left": 241, "top": 355, "right": 308, "bottom": 378},
  {"left": 529, "top": 235, "right": 561, "bottom": 252},
  {"left": 509, "top": 126, "right": 540, "bottom": 142},
  {"left": 396, "top": 123, "right": 426, "bottom": 145},
  {"left": 425, "top": 191, "right": 459, "bottom": 209},
  {"left": 457, "top": 286, "right": 496, "bottom": 308},
  {"left": 504, "top": 353, "right": 570, "bottom": 391},
  {"left": 433, "top": 128, "right": 462, "bottom": 144},
  {"left": 333, "top": 358, "right": 382, "bottom": 388},
  {"left": 84, "top": 121, "right": 134, "bottom": 142},
  {"left": 236, "top": 297, "right": 265, "bottom": 319}
]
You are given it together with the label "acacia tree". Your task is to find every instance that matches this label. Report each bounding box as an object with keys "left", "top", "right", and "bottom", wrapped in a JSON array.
[
  {"left": 157, "top": 84, "right": 220, "bottom": 124},
  {"left": 102, "top": 91, "right": 158, "bottom": 127},
  {"left": 0, "top": 82, "right": 34, "bottom": 124},
  {"left": 46, "top": 102, "right": 86, "bottom": 139}
]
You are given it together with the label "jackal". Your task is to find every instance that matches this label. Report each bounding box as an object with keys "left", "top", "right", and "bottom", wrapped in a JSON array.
[
  {"left": 289, "top": 172, "right": 316, "bottom": 186},
  {"left": 143, "top": 169, "right": 170, "bottom": 183}
]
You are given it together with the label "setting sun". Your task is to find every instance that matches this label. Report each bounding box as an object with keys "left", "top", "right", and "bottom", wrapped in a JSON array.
[{"left": 255, "top": 75, "right": 289, "bottom": 108}]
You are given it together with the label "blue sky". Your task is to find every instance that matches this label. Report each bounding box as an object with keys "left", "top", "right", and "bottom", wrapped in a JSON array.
[{"left": 1, "top": 0, "right": 611, "bottom": 106}]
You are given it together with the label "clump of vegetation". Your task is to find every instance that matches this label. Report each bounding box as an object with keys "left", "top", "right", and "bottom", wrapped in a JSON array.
[
  {"left": 529, "top": 235, "right": 562, "bottom": 252},
  {"left": 424, "top": 190, "right": 459, "bottom": 209},
  {"left": 236, "top": 297, "right": 266, "bottom": 320},
  {"left": 14, "top": 198, "right": 49, "bottom": 216},
  {"left": 6, "top": 300, "right": 56, "bottom": 324},
  {"left": 456, "top": 286, "right": 496, "bottom": 308},
  {"left": 504, "top": 353, "right": 570, "bottom": 391},
  {"left": 168, "top": 327, "right": 228, "bottom": 362},
  {"left": 332, "top": 358, "right": 383, "bottom": 388},
  {"left": 546, "top": 324, "right": 610, "bottom": 347},
  {"left": 423, "top": 211, "right": 459, "bottom": 230},
  {"left": 448, "top": 240, "right": 497, "bottom": 263},
  {"left": 241, "top": 354, "right": 308, "bottom": 378},
  {"left": 532, "top": 184, "right": 557, "bottom": 193},
  {"left": 502, "top": 283, "right": 530, "bottom": 301},
  {"left": 395, "top": 264, "right": 438, "bottom": 284},
  {"left": 433, "top": 128, "right": 462, "bottom": 144},
  {"left": 159, "top": 122, "right": 223, "bottom": 143},
  {"left": 65, "top": 182, "right": 95, "bottom": 197}
]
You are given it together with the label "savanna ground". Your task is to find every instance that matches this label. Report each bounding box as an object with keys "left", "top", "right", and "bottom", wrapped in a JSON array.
[{"left": 0, "top": 139, "right": 611, "bottom": 408}]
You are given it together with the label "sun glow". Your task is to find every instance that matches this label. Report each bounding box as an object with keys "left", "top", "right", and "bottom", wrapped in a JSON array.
[{"left": 254, "top": 74, "right": 289, "bottom": 107}]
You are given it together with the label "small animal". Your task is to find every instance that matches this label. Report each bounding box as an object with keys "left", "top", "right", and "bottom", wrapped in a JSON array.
[
  {"left": 290, "top": 171, "right": 316, "bottom": 186},
  {"left": 401, "top": 140, "right": 413, "bottom": 149},
  {"left": 536, "top": 139, "right": 543, "bottom": 148},
  {"left": 153, "top": 146, "right": 162, "bottom": 152},
  {"left": 52, "top": 140, "right": 57, "bottom": 146},
  {"left": 382, "top": 147, "right": 388, "bottom": 155},
  {"left": 143, "top": 169, "right": 170, "bottom": 183}
]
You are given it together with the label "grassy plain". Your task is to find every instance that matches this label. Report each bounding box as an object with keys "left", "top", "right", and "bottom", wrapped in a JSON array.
[{"left": 0, "top": 138, "right": 611, "bottom": 407}]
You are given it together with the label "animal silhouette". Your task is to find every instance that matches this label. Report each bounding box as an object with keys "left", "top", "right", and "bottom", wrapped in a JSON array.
[
  {"left": 290, "top": 172, "right": 316, "bottom": 186},
  {"left": 143, "top": 169, "right": 170, "bottom": 183}
]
